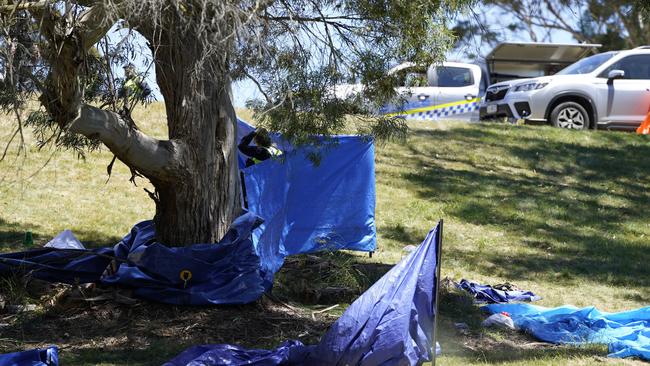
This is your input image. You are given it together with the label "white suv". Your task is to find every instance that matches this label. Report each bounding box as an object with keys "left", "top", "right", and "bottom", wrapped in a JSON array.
[{"left": 480, "top": 47, "right": 650, "bottom": 130}]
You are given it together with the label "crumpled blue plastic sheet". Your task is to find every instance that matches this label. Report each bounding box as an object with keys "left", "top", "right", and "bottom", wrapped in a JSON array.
[
  {"left": 0, "top": 246, "right": 113, "bottom": 284},
  {"left": 164, "top": 223, "right": 442, "bottom": 366},
  {"left": 0, "top": 213, "right": 270, "bottom": 305},
  {"left": 484, "top": 303, "right": 650, "bottom": 361},
  {"left": 162, "top": 341, "right": 309, "bottom": 366},
  {"left": 457, "top": 279, "right": 541, "bottom": 303},
  {"left": 0, "top": 346, "right": 58, "bottom": 366},
  {"left": 101, "top": 213, "right": 272, "bottom": 305}
]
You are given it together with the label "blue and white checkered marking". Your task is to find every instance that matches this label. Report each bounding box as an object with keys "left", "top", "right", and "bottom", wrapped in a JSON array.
[{"left": 404, "top": 101, "right": 480, "bottom": 120}]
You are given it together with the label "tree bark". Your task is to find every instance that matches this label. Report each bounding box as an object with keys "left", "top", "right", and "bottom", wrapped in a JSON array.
[
  {"left": 148, "top": 26, "right": 242, "bottom": 245},
  {"left": 152, "top": 87, "right": 242, "bottom": 245},
  {"left": 68, "top": 105, "right": 182, "bottom": 180}
]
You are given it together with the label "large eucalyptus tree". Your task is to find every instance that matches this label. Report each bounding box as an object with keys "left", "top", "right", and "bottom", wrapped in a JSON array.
[{"left": 0, "top": 0, "right": 469, "bottom": 245}]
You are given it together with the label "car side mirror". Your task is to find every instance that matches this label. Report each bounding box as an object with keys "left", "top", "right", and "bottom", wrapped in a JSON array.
[{"left": 607, "top": 69, "right": 625, "bottom": 82}]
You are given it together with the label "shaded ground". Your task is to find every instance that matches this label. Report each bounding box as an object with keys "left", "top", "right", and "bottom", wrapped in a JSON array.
[{"left": 2, "top": 297, "right": 329, "bottom": 365}]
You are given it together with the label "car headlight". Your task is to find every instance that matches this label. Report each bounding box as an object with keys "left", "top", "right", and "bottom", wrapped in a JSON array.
[{"left": 513, "top": 82, "right": 548, "bottom": 92}]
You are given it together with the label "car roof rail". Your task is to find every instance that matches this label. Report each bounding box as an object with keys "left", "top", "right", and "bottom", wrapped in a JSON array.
[{"left": 634, "top": 45, "right": 650, "bottom": 49}]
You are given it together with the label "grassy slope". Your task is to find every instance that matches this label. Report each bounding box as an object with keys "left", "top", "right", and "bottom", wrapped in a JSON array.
[{"left": 1, "top": 105, "right": 648, "bottom": 365}]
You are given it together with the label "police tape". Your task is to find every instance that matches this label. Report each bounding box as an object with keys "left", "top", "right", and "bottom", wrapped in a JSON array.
[{"left": 385, "top": 98, "right": 480, "bottom": 120}]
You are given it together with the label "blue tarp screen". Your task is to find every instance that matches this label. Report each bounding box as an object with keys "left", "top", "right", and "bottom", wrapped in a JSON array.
[
  {"left": 237, "top": 119, "right": 376, "bottom": 266},
  {"left": 164, "top": 222, "right": 442, "bottom": 366},
  {"left": 485, "top": 303, "right": 650, "bottom": 361}
]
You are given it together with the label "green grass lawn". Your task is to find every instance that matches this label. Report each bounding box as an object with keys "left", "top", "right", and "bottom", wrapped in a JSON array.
[{"left": 1, "top": 105, "right": 649, "bottom": 365}]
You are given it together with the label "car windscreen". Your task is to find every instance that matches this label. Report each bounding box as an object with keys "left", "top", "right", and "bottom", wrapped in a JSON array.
[
  {"left": 432, "top": 66, "right": 474, "bottom": 87},
  {"left": 556, "top": 52, "right": 618, "bottom": 75}
]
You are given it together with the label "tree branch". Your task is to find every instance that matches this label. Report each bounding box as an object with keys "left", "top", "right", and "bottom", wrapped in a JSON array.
[
  {"left": 77, "top": 3, "right": 116, "bottom": 50},
  {"left": 68, "top": 104, "right": 182, "bottom": 181},
  {"left": 542, "top": 0, "right": 582, "bottom": 37},
  {"left": 0, "top": 0, "right": 105, "bottom": 11},
  {"left": 36, "top": 1, "right": 117, "bottom": 125},
  {"left": 0, "top": 0, "right": 49, "bottom": 13}
]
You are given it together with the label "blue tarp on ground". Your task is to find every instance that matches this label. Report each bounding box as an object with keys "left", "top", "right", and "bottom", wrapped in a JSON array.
[
  {"left": 162, "top": 341, "right": 308, "bottom": 366},
  {"left": 0, "top": 120, "right": 376, "bottom": 305},
  {"left": 0, "top": 213, "right": 269, "bottom": 305},
  {"left": 484, "top": 303, "right": 650, "bottom": 361},
  {"left": 0, "top": 247, "right": 112, "bottom": 284},
  {"left": 164, "top": 223, "right": 441, "bottom": 366},
  {"left": 0, "top": 346, "right": 58, "bottom": 366},
  {"left": 457, "top": 279, "right": 541, "bottom": 303},
  {"left": 101, "top": 213, "right": 271, "bottom": 305}
]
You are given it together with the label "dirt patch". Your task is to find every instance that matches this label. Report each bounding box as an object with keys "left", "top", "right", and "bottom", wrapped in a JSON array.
[{"left": 0, "top": 283, "right": 333, "bottom": 364}]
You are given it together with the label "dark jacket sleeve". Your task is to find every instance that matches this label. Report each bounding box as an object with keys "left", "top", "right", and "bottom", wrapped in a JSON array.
[{"left": 238, "top": 131, "right": 272, "bottom": 162}]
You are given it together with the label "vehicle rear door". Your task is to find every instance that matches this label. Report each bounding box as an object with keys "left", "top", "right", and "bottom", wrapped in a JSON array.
[
  {"left": 486, "top": 42, "right": 602, "bottom": 84},
  {"left": 430, "top": 63, "right": 481, "bottom": 121},
  {"left": 595, "top": 54, "right": 650, "bottom": 126}
]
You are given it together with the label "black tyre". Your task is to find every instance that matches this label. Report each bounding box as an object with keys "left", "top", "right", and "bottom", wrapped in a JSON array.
[{"left": 550, "top": 101, "right": 590, "bottom": 130}]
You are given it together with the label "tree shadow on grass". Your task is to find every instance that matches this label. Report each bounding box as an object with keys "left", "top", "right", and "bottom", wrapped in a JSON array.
[
  {"left": 403, "top": 125, "right": 650, "bottom": 291},
  {"left": 1, "top": 297, "right": 330, "bottom": 366},
  {"left": 0, "top": 217, "right": 122, "bottom": 252},
  {"left": 381, "top": 223, "right": 417, "bottom": 246},
  {"left": 438, "top": 322, "right": 613, "bottom": 364},
  {"left": 0, "top": 217, "right": 31, "bottom": 251},
  {"left": 1, "top": 251, "right": 395, "bottom": 365}
]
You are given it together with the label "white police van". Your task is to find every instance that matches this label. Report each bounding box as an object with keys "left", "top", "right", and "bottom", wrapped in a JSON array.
[{"left": 336, "top": 42, "right": 601, "bottom": 122}]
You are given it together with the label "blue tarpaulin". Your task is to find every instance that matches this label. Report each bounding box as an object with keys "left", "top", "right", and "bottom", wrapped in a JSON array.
[
  {"left": 162, "top": 341, "right": 308, "bottom": 366},
  {"left": 484, "top": 303, "right": 650, "bottom": 361},
  {"left": 238, "top": 119, "right": 376, "bottom": 261},
  {"left": 164, "top": 222, "right": 442, "bottom": 366},
  {"left": 0, "top": 247, "right": 112, "bottom": 284},
  {"left": 101, "top": 213, "right": 272, "bottom": 305},
  {"left": 0, "top": 120, "right": 376, "bottom": 306},
  {"left": 457, "top": 279, "right": 541, "bottom": 304},
  {"left": 0, "top": 346, "right": 58, "bottom": 366},
  {"left": 0, "top": 213, "right": 269, "bottom": 305}
]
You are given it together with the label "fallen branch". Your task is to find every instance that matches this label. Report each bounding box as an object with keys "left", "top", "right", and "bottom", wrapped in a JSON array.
[
  {"left": 313, "top": 303, "right": 339, "bottom": 314},
  {"left": 311, "top": 303, "right": 339, "bottom": 320}
]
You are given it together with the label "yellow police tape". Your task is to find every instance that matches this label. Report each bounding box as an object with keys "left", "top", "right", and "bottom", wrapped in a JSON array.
[{"left": 385, "top": 97, "right": 480, "bottom": 117}]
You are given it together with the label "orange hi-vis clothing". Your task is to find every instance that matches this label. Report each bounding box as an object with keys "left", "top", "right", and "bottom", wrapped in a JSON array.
[{"left": 637, "top": 111, "right": 650, "bottom": 135}]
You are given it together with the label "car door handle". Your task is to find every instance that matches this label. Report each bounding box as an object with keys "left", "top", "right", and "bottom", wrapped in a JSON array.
[
  {"left": 417, "top": 95, "right": 429, "bottom": 101},
  {"left": 465, "top": 94, "right": 475, "bottom": 101}
]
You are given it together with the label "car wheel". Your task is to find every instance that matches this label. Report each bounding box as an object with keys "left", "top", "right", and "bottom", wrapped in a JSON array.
[{"left": 551, "top": 102, "right": 590, "bottom": 130}]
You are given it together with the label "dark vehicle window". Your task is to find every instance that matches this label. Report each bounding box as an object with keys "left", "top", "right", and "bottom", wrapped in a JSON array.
[
  {"left": 395, "top": 67, "right": 428, "bottom": 87},
  {"left": 480, "top": 67, "right": 489, "bottom": 93},
  {"left": 433, "top": 66, "right": 474, "bottom": 87},
  {"left": 598, "top": 55, "right": 650, "bottom": 79},
  {"left": 556, "top": 52, "right": 617, "bottom": 75}
]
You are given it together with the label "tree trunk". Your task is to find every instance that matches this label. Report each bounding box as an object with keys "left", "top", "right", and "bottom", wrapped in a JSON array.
[
  {"left": 152, "top": 87, "right": 242, "bottom": 245},
  {"left": 150, "top": 30, "right": 242, "bottom": 246},
  {"left": 67, "top": 83, "right": 242, "bottom": 246},
  {"left": 38, "top": 9, "right": 243, "bottom": 246}
]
